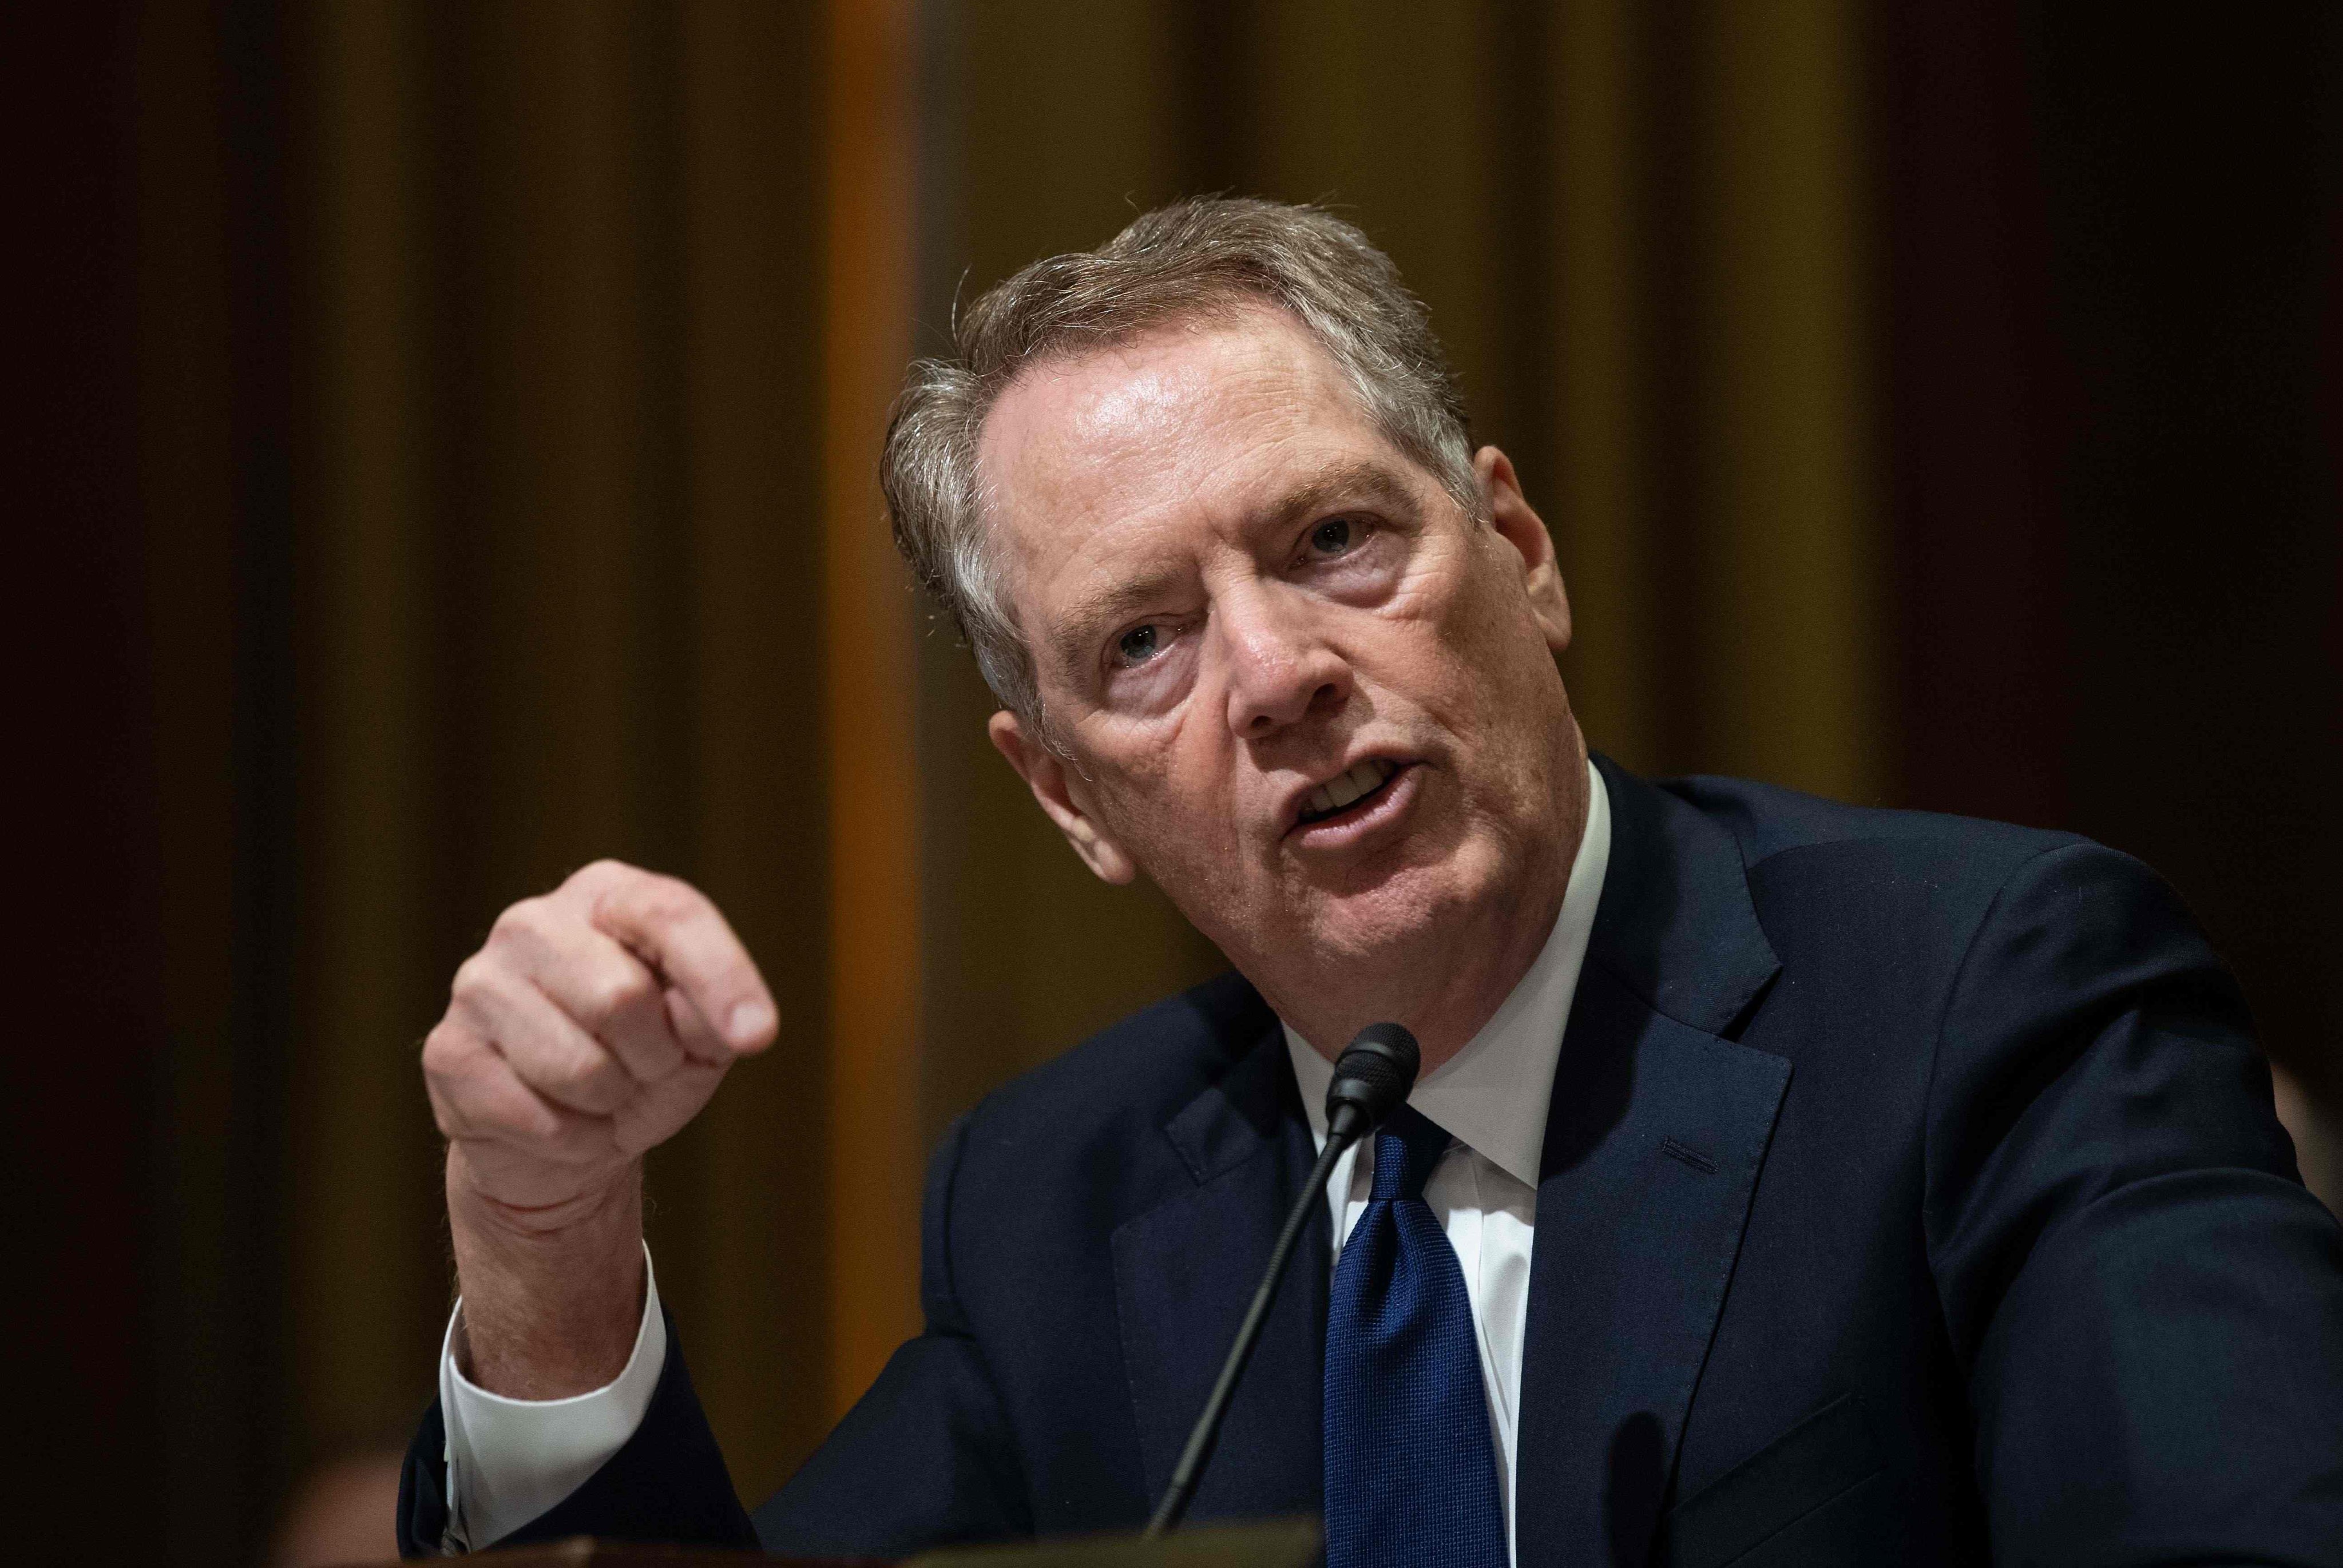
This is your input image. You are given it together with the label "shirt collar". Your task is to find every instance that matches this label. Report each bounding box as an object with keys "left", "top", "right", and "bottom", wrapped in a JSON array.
[{"left": 1284, "top": 757, "right": 1612, "bottom": 1189}]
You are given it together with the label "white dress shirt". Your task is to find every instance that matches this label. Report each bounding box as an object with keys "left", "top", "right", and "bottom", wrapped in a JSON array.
[
  {"left": 1285, "top": 757, "right": 1609, "bottom": 1565},
  {"left": 441, "top": 760, "right": 1611, "bottom": 1556},
  {"left": 439, "top": 1245, "right": 669, "bottom": 1550}
]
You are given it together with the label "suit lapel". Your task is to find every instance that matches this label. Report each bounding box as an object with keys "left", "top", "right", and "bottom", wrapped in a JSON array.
[
  {"left": 1113, "top": 1018, "right": 1329, "bottom": 1524},
  {"left": 1513, "top": 759, "right": 1792, "bottom": 1568},
  {"left": 1107, "top": 759, "right": 1790, "bottom": 1556}
]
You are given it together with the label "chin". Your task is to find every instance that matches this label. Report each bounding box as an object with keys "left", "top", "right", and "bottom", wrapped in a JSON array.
[{"left": 1291, "top": 848, "right": 1509, "bottom": 965}]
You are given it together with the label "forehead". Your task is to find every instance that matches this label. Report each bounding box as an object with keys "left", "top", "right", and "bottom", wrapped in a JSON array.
[{"left": 974, "top": 306, "right": 1394, "bottom": 585}]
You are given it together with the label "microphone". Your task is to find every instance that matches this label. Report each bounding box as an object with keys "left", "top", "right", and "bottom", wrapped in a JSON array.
[{"left": 1144, "top": 1021, "right": 1422, "bottom": 1537}]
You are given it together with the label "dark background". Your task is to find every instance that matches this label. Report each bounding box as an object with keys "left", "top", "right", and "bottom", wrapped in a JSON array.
[{"left": 19, "top": 3, "right": 2338, "bottom": 1562}]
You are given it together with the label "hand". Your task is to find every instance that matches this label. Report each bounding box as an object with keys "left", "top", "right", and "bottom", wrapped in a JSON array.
[{"left": 422, "top": 860, "right": 778, "bottom": 1394}]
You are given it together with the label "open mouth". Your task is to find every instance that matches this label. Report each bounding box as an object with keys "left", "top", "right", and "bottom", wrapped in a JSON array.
[{"left": 1297, "top": 758, "right": 1403, "bottom": 827}]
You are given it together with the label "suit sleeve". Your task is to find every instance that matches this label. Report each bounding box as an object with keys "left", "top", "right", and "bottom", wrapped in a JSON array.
[
  {"left": 396, "top": 1305, "right": 758, "bottom": 1555},
  {"left": 396, "top": 1113, "right": 1029, "bottom": 1557},
  {"left": 1923, "top": 841, "right": 2343, "bottom": 1566},
  {"left": 751, "top": 1109, "right": 1030, "bottom": 1555}
]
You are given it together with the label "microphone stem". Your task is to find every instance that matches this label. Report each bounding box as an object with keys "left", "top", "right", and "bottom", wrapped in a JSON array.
[{"left": 1144, "top": 1128, "right": 1354, "bottom": 1537}]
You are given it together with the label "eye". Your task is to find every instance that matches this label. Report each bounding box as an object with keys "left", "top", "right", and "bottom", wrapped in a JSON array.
[
  {"left": 1115, "top": 624, "right": 1163, "bottom": 665},
  {"left": 1309, "top": 517, "right": 1356, "bottom": 556}
]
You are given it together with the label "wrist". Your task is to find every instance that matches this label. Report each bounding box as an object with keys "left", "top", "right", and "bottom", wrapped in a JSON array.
[
  {"left": 447, "top": 1144, "right": 639, "bottom": 1238},
  {"left": 447, "top": 1151, "right": 646, "bottom": 1398}
]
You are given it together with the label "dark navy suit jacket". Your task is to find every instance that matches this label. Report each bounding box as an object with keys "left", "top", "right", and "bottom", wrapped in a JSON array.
[{"left": 401, "top": 758, "right": 2343, "bottom": 1566}]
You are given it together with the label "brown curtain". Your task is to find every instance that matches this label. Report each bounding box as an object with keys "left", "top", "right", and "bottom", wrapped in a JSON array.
[
  {"left": 22, "top": 3, "right": 2335, "bottom": 1561},
  {"left": 130, "top": 0, "right": 843, "bottom": 1543}
]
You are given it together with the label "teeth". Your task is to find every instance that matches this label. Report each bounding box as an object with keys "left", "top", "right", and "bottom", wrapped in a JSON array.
[{"left": 1302, "top": 760, "right": 1396, "bottom": 821}]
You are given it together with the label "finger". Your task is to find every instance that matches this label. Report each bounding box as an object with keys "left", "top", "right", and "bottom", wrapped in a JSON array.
[
  {"left": 664, "top": 985, "right": 732, "bottom": 1067},
  {"left": 492, "top": 899, "right": 689, "bottom": 1086},
  {"left": 452, "top": 953, "right": 637, "bottom": 1117},
  {"left": 422, "top": 1020, "right": 623, "bottom": 1168},
  {"left": 567, "top": 862, "right": 777, "bottom": 1056},
  {"left": 611, "top": 1056, "right": 728, "bottom": 1157}
]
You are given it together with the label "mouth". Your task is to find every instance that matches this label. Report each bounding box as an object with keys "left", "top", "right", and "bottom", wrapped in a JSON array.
[{"left": 1293, "top": 757, "right": 1408, "bottom": 831}]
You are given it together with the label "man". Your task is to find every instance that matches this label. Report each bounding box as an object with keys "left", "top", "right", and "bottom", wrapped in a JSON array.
[{"left": 399, "top": 200, "right": 2343, "bottom": 1566}]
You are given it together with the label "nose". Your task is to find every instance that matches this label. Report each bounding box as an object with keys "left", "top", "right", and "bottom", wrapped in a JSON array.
[{"left": 1218, "top": 585, "right": 1350, "bottom": 739}]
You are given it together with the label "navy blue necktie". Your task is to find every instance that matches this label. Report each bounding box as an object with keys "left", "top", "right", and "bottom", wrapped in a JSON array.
[{"left": 1323, "top": 1105, "right": 1509, "bottom": 1568}]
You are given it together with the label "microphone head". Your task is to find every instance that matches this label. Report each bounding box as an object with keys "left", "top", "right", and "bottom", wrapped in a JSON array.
[{"left": 1324, "top": 1022, "right": 1421, "bottom": 1141}]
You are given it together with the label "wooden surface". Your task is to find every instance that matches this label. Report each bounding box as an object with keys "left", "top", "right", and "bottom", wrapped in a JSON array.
[
  {"left": 430, "top": 1536, "right": 883, "bottom": 1566},
  {"left": 907, "top": 1520, "right": 1319, "bottom": 1566},
  {"left": 360, "top": 1520, "right": 1319, "bottom": 1566}
]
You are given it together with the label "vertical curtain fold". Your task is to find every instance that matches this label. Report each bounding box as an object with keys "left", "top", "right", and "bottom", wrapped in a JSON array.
[{"left": 104, "top": 9, "right": 2338, "bottom": 1560}]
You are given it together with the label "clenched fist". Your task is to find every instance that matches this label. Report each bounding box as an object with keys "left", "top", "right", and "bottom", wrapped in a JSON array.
[{"left": 423, "top": 860, "right": 777, "bottom": 1396}]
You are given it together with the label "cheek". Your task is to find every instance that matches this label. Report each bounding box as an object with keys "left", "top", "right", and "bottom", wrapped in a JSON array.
[
  {"left": 1083, "top": 717, "right": 1232, "bottom": 854},
  {"left": 1444, "top": 537, "right": 1559, "bottom": 682},
  {"left": 1401, "top": 549, "right": 1569, "bottom": 791},
  {"left": 1382, "top": 554, "right": 1519, "bottom": 708},
  {"left": 1084, "top": 726, "right": 1270, "bottom": 911}
]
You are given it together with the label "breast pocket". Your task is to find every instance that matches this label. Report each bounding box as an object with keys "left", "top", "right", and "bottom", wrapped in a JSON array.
[{"left": 1661, "top": 1392, "right": 1892, "bottom": 1568}]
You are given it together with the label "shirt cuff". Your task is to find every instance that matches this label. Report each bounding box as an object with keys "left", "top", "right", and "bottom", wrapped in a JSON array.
[{"left": 438, "top": 1244, "right": 667, "bottom": 1552}]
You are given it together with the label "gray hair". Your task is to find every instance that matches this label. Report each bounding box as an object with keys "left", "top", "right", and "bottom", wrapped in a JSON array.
[{"left": 880, "top": 196, "right": 1481, "bottom": 725}]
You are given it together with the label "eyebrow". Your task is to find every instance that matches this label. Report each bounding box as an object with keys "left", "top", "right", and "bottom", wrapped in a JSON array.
[
  {"left": 1259, "top": 458, "right": 1418, "bottom": 540},
  {"left": 1042, "top": 457, "right": 1423, "bottom": 673}
]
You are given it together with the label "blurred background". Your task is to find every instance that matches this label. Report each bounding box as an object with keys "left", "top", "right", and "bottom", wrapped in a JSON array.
[{"left": 18, "top": 2, "right": 2338, "bottom": 1563}]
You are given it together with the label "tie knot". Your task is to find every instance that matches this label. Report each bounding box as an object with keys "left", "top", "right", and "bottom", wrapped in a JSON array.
[{"left": 1369, "top": 1105, "right": 1452, "bottom": 1201}]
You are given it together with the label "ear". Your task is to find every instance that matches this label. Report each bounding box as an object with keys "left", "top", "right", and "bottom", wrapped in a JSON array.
[
  {"left": 988, "top": 709, "right": 1139, "bottom": 886},
  {"left": 1476, "top": 445, "right": 1572, "bottom": 656}
]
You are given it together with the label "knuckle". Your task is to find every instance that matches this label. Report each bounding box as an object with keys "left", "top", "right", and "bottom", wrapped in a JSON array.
[
  {"left": 549, "top": 1050, "right": 628, "bottom": 1112},
  {"left": 450, "top": 952, "right": 498, "bottom": 1000},
  {"left": 637, "top": 870, "right": 697, "bottom": 915},
  {"left": 421, "top": 1020, "right": 480, "bottom": 1082},
  {"left": 566, "top": 858, "right": 637, "bottom": 896},
  {"left": 627, "top": 879, "right": 700, "bottom": 942},
  {"left": 490, "top": 895, "right": 550, "bottom": 944},
  {"left": 421, "top": 1022, "right": 459, "bottom": 1073},
  {"left": 581, "top": 962, "right": 654, "bottom": 1028}
]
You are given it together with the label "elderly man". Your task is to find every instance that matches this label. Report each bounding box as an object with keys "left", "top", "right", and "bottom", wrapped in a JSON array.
[{"left": 398, "top": 200, "right": 2343, "bottom": 1566}]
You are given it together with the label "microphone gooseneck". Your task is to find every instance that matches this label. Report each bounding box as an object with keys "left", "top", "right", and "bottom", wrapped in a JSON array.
[{"left": 1144, "top": 1022, "right": 1423, "bottom": 1537}]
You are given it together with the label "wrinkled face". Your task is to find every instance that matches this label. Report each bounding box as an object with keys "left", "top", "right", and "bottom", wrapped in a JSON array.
[{"left": 978, "top": 305, "right": 1581, "bottom": 1006}]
